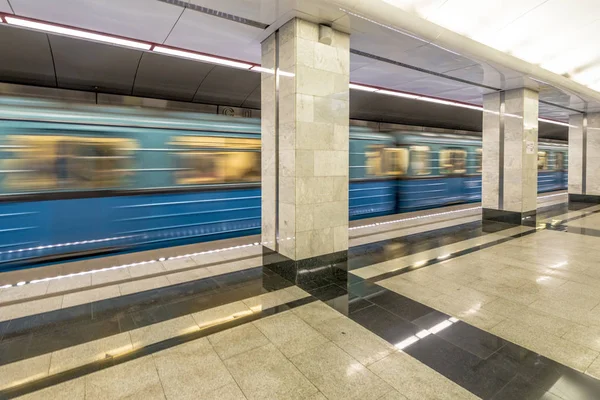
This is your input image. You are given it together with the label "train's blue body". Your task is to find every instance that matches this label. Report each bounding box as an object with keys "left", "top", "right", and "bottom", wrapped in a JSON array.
[{"left": 0, "top": 98, "right": 568, "bottom": 269}]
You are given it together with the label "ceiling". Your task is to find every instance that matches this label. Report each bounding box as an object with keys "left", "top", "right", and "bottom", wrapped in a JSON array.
[
  {"left": 0, "top": 0, "right": 578, "bottom": 139},
  {"left": 380, "top": 0, "right": 600, "bottom": 91}
]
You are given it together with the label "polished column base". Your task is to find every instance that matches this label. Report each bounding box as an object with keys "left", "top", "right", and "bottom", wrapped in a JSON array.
[
  {"left": 262, "top": 247, "right": 347, "bottom": 287},
  {"left": 568, "top": 193, "right": 600, "bottom": 204},
  {"left": 482, "top": 208, "right": 537, "bottom": 230}
]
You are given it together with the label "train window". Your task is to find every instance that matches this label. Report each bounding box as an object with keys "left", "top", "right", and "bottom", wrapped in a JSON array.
[
  {"left": 409, "top": 146, "right": 430, "bottom": 175},
  {"left": 538, "top": 151, "right": 548, "bottom": 170},
  {"left": 383, "top": 148, "right": 409, "bottom": 176},
  {"left": 171, "top": 136, "right": 261, "bottom": 184},
  {"left": 476, "top": 148, "right": 483, "bottom": 173},
  {"left": 439, "top": 148, "right": 467, "bottom": 174},
  {"left": 365, "top": 145, "right": 384, "bottom": 176},
  {"left": 555, "top": 152, "right": 565, "bottom": 171},
  {"left": 2, "top": 135, "right": 137, "bottom": 192}
]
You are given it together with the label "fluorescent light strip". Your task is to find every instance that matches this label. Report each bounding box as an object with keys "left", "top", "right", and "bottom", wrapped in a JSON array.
[
  {"left": 538, "top": 118, "right": 575, "bottom": 128},
  {"left": 378, "top": 89, "right": 419, "bottom": 99},
  {"left": 349, "top": 83, "right": 379, "bottom": 92},
  {"left": 153, "top": 46, "right": 253, "bottom": 70},
  {"left": 5, "top": 16, "right": 151, "bottom": 50}
]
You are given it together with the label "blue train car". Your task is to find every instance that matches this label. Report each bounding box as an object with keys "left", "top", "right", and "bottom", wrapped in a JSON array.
[
  {"left": 0, "top": 98, "right": 263, "bottom": 268},
  {"left": 349, "top": 126, "right": 397, "bottom": 219}
]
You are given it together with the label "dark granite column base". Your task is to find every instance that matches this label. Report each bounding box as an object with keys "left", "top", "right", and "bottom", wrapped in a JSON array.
[
  {"left": 482, "top": 208, "right": 537, "bottom": 231},
  {"left": 262, "top": 247, "right": 348, "bottom": 289},
  {"left": 568, "top": 193, "right": 600, "bottom": 205}
]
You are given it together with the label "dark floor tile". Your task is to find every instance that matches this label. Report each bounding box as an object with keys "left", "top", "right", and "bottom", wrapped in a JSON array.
[
  {"left": 260, "top": 272, "right": 293, "bottom": 292},
  {"left": 437, "top": 321, "right": 507, "bottom": 359},
  {"left": 129, "top": 305, "right": 170, "bottom": 327},
  {"left": 349, "top": 304, "right": 419, "bottom": 344},
  {"left": 405, "top": 333, "right": 514, "bottom": 399},
  {"left": 411, "top": 309, "right": 452, "bottom": 330},
  {"left": 347, "top": 280, "right": 385, "bottom": 298},
  {"left": 348, "top": 295, "right": 373, "bottom": 314},
  {"left": 366, "top": 289, "right": 437, "bottom": 321},
  {"left": 2, "top": 304, "right": 93, "bottom": 339},
  {"left": 491, "top": 375, "right": 563, "bottom": 400},
  {"left": 308, "top": 283, "right": 347, "bottom": 302}
]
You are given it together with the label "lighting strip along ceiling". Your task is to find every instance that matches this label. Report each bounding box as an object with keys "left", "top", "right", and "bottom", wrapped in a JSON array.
[{"left": 0, "top": 13, "right": 573, "bottom": 127}]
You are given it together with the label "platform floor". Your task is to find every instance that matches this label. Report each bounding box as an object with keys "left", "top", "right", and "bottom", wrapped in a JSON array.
[{"left": 5, "top": 192, "right": 600, "bottom": 399}]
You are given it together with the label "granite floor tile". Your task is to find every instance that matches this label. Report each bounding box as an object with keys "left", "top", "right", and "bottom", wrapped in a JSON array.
[
  {"left": 292, "top": 301, "right": 345, "bottom": 328},
  {"left": 369, "top": 351, "right": 479, "bottom": 400},
  {"left": 563, "top": 324, "right": 600, "bottom": 352},
  {"left": 291, "top": 342, "right": 392, "bottom": 400},
  {"left": 90, "top": 268, "right": 132, "bottom": 286},
  {"left": 0, "top": 296, "right": 63, "bottom": 322},
  {"left": 129, "top": 315, "right": 199, "bottom": 349},
  {"left": 165, "top": 268, "right": 213, "bottom": 285},
  {"left": 49, "top": 332, "right": 133, "bottom": 374},
  {"left": 378, "top": 390, "right": 409, "bottom": 400},
  {"left": 200, "top": 382, "right": 248, "bottom": 400},
  {"left": 208, "top": 322, "right": 269, "bottom": 360},
  {"left": 378, "top": 276, "right": 443, "bottom": 304},
  {"left": 0, "top": 353, "right": 51, "bottom": 390},
  {"left": 0, "top": 282, "right": 50, "bottom": 304},
  {"left": 160, "top": 257, "right": 197, "bottom": 271},
  {"left": 85, "top": 357, "right": 165, "bottom": 400},
  {"left": 224, "top": 343, "right": 318, "bottom": 400},
  {"left": 153, "top": 338, "right": 235, "bottom": 400},
  {"left": 191, "top": 300, "right": 254, "bottom": 329},
  {"left": 366, "top": 290, "right": 437, "bottom": 322},
  {"left": 253, "top": 311, "right": 328, "bottom": 358},
  {"left": 491, "top": 319, "right": 598, "bottom": 372},
  {"left": 14, "top": 377, "right": 86, "bottom": 400},
  {"left": 46, "top": 275, "right": 92, "bottom": 295},
  {"left": 314, "top": 311, "right": 396, "bottom": 366},
  {"left": 242, "top": 286, "right": 310, "bottom": 312},
  {"left": 586, "top": 355, "right": 600, "bottom": 379},
  {"left": 128, "top": 261, "right": 167, "bottom": 278},
  {"left": 62, "top": 286, "right": 121, "bottom": 308},
  {"left": 119, "top": 276, "right": 171, "bottom": 296}
]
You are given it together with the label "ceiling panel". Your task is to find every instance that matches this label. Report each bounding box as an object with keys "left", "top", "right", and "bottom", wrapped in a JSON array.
[
  {"left": 165, "top": 8, "right": 263, "bottom": 64},
  {"left": 193, "top": 66, "right": 260, "bottom": 106},
  {"left": 350, "top": 90, "right": 482, "bottom": 131},
  {"left": 9, "top": 0, "right": 182, "bottom": 43},
  {"left": 0, "top": 25, "right": 56, "bottom": 87},
  {"left": 132, "top": 53, "right": 214, "bottom": 102},
  {"left": 0, "top": 0, "right": 12, "bottom": 12},
  {"left": 50, "top": 35, "right": 141, "bottom": 94},
  {"left": 188, "top": 0, "right": 281, "bottom": 25},
  {"left": 242, "top": 84, "right": 261, "bottom": 109},
  {"left": 351, "top": 59, "right": 430, "bottom": 88}
]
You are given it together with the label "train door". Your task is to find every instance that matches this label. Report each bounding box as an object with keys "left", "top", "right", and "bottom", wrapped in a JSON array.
[
  {"left": 555, "top": 151, "right": 566, "bottom": 190},
  {"left": 439, "top": 147, "right": 468, "bottom": 203}
]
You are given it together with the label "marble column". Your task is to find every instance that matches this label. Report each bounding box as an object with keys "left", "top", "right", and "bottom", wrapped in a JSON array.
[
  {"left": 568, "top": 113, "right": 600, "bottom": 203},
  {"left": 260, "top": 18, "right": 350, "bottom": 278},
  {"left": 482, "top": 88, "right": 539, "bottom": 225}
]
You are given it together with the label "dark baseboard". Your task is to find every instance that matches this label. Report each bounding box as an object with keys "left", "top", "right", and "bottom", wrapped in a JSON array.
[
  {"left": 568, "top": 194, "right": 600, "bottom": 204},
  {"left": 262, "top": 247, "right": 348, "bottom": 288},
  {"left": 482, "top": 208, "right": 537, "bottom": 229}
]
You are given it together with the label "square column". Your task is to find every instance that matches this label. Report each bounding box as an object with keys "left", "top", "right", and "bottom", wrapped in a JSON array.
[
  {"left": 261, "top": 18, "right": 350, "bottom": 278},
  {"left": 569, "top": 113, "right": 600, "bottom": 203},
  {"left": 482, "top": 88, "right": 539, "bottom": 225}
]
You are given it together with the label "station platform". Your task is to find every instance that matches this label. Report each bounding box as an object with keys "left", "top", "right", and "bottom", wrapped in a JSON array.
[{"left": 3, "top": 191, "right": 600, "bottom": 399}]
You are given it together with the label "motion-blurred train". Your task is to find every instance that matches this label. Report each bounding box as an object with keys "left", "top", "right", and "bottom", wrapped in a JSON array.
[{"left": 0, "top": 97, "right": 567, "bottom": 268}]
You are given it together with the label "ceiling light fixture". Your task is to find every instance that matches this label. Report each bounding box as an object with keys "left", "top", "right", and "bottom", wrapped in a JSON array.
[
  {"left": 538, "top": 118, "right": 574, "bottom": 128},
  {"left": 378, "top": 89, "right": 419, "bottom": 99},
  {"left": 349, "top": 83, "right": 379, "bottom": 92},
  {"left": 152, "top": 46, "right": 253, "bottom": 70},
  {"left": 4, "top": 16, "right": 151, "bottom": 51}
]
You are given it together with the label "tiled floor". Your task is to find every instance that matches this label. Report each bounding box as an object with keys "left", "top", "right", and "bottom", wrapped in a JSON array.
[{"left": 5, "top": 193, "right": 600, "bottom": 400}]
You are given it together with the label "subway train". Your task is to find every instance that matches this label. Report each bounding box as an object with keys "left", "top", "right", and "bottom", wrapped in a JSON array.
[{"left": 0, "top": 97, "right": 567, "bottom": 268}]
